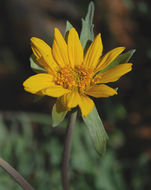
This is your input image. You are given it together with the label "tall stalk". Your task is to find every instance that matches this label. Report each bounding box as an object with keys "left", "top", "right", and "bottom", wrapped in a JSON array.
[{"left": 61, "top": 111, "right": 77, "bottom": 190}]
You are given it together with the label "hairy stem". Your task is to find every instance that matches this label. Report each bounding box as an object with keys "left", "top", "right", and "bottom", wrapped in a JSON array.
[
  {"left": 0, "top": 157, "right": 34, "bottom": 190},
  {"left": 61, "top": 111, "right": 77, "bottom": 190}
]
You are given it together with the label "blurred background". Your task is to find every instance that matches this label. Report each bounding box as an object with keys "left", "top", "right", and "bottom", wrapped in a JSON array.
[{"left": 0, "top": 0, "right": 151, "bottom": 189}]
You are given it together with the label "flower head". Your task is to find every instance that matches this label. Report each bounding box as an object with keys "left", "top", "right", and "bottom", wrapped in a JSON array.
[{"left": 23, "top": 28, "right": 132, "bottom": 116}]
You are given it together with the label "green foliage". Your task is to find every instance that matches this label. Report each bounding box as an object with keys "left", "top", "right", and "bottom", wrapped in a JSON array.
[
  {"left": 83, "top": 106, "right": 108, "bottom": 154},
  {"left": 0, "top": 111, "right": 150, "bottom": 190},
  {"left": 64, "top": 21, "right": 73, "bottom": 41},
  {"left": 80, "top": 1, "right": 94, "bottom": 52},
  {"left": 104, "top": 101, "right": 127, "bottom": 123},
  {"left": 65, "top": 21, "right": 73, "bottom": 33}
]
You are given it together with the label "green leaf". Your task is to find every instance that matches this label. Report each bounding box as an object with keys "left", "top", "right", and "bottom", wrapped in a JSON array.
[
  {"left": 52, "top": 103, "right": 67, "bottom": 127},
  {"left": 83, "top": 105, "right": 108, "bottom": 154},
  {"left": 65, "top": 21, "right": 73, "bottom": 41},
  {"left": 80, "top": 1, "right": 95, "bottom": 51},
  {"left": 99, "top": 49, "right": 136, "bottom": 74},
  {"left": 30, "top": 54, "right": 46, "bottom": 73}
]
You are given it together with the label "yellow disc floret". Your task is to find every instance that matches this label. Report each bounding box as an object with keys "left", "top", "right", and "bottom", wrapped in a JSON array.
[{"left": 55, "top": 65, "right": 94, "bottom": 93}]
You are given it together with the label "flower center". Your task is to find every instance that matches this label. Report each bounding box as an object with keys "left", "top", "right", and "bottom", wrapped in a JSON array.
[{"left": 55, "top": 65, "right": 94, "bottom": 93}]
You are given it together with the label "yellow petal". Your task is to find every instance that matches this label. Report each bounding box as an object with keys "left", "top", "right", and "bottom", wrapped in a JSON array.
[
  {"left": 31, "top": 37, "right": 50, "bottom": 59},
  {"left": 52, "top": 28, "right": 69, "bottom": 68},
  {"left": 61, "top": 91, "right": 80, "bottom": 110},
  {"left": 83, "top": 33, "right": 103, "bottom": 69},
  {"left": 85, "top": 84, "right": 117, "bottom": 98},
  {"left": 67, "top": 28, "right": 83, "bottom": 67},
  {"left": 42, "top": 85, "right": 70, "bottom": 98},
  {"left": 23, "top": 73, "right": 53, "bottom": 94},
  {"left": 78, "top": 95, "right": 94, "bottom": 117},
  {"left": 95, "top": 47, "right": 125, "bottom": 73},
  {"left": 96, "top": 63, "right": 132, "bottom": 83},
  {"left": 31, "top": 37, "right": 59, "bottom": 73}
]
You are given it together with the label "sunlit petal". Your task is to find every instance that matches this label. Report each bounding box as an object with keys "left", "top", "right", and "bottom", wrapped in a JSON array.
[
  {"left": 31, "top": 37, "right": 59, "bottom": 73},
  {"left": 52, "top": 28, "right": 69, "bottom": 68},
  {"left": 23, "top": 73, "right": 53, "bottom": 94},
  {"left": 61, "top": 91, "right": 80, "bottom": 110},
  {"left": 42, "top": 85, "right": 70, "bottom": 97},
  {"left": 67, "top": 28, "right": 83, "bottom": 67},
  {"left": 96, "top": 63, "right": 132, "bottom": 83},
  {"left": 85, "top": 84, "right": 117, "bottom": 98},
  {"left": 95, "top": 47, "right": 125, "bottom": 73},
  {"left": 83, "top": 33, "right": 103, "bottom": 69},
  {"left": 78, "top": 95, "right": 94, "bottom": 117}
]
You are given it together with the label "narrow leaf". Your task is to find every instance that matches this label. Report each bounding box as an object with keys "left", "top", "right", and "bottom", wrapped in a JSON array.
[
  {"left": 52, "top": 103, "right": 67, "bottom": 127},
  {"left": 30, "top": 54, "right": 46, "bottom": 73},
  {"left": 80, "top": 1, "right": 95, "bottom": 50},
  {"left": 99, "top": 49, "right": 136, "bottom": 74},
  {"left": 83, "top": 105, "right": 108, "bottom": 154}
]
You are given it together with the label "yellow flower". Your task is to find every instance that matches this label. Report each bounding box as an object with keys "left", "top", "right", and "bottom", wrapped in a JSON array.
[{"left": 23, "top": 28, "right": 132, "bottom": 117}]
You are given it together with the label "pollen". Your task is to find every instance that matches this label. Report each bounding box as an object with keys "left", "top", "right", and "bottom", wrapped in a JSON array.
[{"left": 55, "top": 65, "right": 94, "bottom": 93}]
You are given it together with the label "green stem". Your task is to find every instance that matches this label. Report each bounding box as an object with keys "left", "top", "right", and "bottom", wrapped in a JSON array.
[
  {"left": 61, "top": 110, "right": 77, "bottom": 190},
  {"left": 0, "top": 157, "right": 34, "bottom": 190}
]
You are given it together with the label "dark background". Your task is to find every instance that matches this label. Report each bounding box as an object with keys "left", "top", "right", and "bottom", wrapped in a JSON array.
[{"left": 0, "top": 0, "right": 151, "bottom": 189}]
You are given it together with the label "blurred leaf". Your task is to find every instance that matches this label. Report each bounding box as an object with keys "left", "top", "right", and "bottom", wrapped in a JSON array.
[
  {"left": 123, "top": 0, "right": 134, "bottom": 10},
  {"left": 52, "top": 103, "right": 67, "bottom": 127},
  {"left": 115, "top": 104, "right": 127, "bottom": 119},
  {"left": 26, "top": 112, "right": 51, "bottom": 125},
  {"left": 99, "top": 49, "right": 136, "bottom": 74},
  {"left": 109, "top": 130, "right": 125, "bottom": 149},
  {"left": 95, "top": 151, "right": 126, "bottom": 190},
  {"left": 83, "top": 105, "right": 108, "bottom": 154},
  {"left": 48, "top": 138, "right": 62, "bottom": 165},
  {"left": 0, "top": 115, "right": 7, "bottom": 148},
  {"left": 80, "top": 1, "right": 94, "bottom": 51},
  {"left": 72, "top": 122, "right": 96, "bottom": 173},
  {"left": 138, "top": 2, "right": 148, "bottom": 14},
  {"left": 0, "top": 111, "right": 151, "bottom": 189},
  {"left": 30, "top": 54, "right": 46, "bottom": 73}
]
